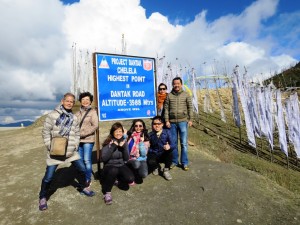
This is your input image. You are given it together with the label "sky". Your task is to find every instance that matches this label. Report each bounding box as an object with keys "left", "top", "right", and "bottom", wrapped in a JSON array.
[{"left": 0, "top": 0, "right": 299, "bottom": 124}]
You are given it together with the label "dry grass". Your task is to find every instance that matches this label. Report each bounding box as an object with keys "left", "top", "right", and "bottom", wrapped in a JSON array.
[{"left": 189, "top": 88, "right": 300, "bottom": 194}]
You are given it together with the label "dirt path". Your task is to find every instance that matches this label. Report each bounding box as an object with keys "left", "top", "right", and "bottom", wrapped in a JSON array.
[{"left": 0, "top": 126, "right": 299, "bottom": 225}]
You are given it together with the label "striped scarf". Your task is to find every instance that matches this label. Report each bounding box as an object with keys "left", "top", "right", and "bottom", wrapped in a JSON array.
[
  {"left": 56, "top": 105, "right": 74, "bottom": 136},
  {"left": 128, "top": 132, "right": 141, "bottom": 159}
]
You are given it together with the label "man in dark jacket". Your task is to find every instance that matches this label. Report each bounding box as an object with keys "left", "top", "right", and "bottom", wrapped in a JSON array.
[
  {"left": 147, "top": 116, "right": 176, "bottom": 180},
  {"left": 164, "top": 77, "right": 193, "bottom": 171}
]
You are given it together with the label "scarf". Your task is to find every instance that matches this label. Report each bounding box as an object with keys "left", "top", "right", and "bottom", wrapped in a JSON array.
[
  {"left": 80, "top": 105, "right": 92, "bottom": 112},
  {"left": 56, "top": 105, "right": 74, "bottom": 136},
  {"left": 157, "top": 93, "right": 168, "bottom": 110},
  {"left": 128, "top": 131, "right": 141, "bottom": 159}
]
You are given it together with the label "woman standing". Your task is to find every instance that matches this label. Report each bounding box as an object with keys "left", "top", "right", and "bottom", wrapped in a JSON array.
[
  {"left": 157, "top": 83, "right": 168, "bottom": 116},
  {"left": 75, "top": 92, "right": 99, "bottom": 187},
  {"left": 101, "top": 122, "right": 135, "bottom": 205},
  {"left": 126, "top": 119, "right": 149, "bottom": 181}
]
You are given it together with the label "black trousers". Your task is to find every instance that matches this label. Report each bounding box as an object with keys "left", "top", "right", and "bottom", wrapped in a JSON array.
[
  {"left": 101, "top": 164, "right": 134, "bottom": 193},
  {"left": 147, "top": 151, "right": 173, "bottom": 172}
]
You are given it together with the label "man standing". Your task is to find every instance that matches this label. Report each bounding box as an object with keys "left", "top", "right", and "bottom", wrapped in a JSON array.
[{"left": 164, "top": 77, "right": 193, "bottom": 171}]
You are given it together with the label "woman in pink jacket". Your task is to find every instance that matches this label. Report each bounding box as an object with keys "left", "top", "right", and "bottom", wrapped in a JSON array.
[{"left": 75, "top": 92, "right": 99, "bottom": 187}]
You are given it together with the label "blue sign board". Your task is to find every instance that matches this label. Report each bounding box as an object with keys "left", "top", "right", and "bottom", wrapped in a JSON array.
[{"left": 95, "top": 53, "right": 157, "bottom": 121}]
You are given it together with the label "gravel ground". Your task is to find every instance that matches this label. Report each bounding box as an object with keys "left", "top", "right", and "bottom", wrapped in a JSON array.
[{"left": 0, "top": 125, "right": 299, "bottom": 225}]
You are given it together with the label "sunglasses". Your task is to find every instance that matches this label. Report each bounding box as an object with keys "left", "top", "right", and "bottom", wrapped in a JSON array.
[
  {"left": 135, "top": 124, "right": 143, "bottom": 128},
  {"left": 159, "top": 88, "right": 166, "bottom": 91},
  {"left": 153, "top": 122, "right": 162, "bottom": 125}
]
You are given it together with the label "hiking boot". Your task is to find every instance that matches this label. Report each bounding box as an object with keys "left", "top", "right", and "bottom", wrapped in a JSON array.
[
  {"left": 183, "top": 165, "right": 189, "bottom": 171},
  {"left": 39, "top": 198, "right": 48, "bottom": 211},
  {"left": 163, "top": 168, "right": 172, "bottom": 180},
  {"left": 170, "top": 163, "right": 177, "bottom": 169},
  {"left": 103, "top": 192, "right": 112, "bottom": 205},
  {"left": 81, "top": 187, "right": 95, "bottom": 197},
  {"left": 152, "top": 168, "right": 159, "bottom": 176}
]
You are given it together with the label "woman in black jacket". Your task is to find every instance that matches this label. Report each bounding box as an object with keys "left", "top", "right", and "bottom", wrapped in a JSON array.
[{"left": 101, "top": 122, "right": 134, "bottom": 205}]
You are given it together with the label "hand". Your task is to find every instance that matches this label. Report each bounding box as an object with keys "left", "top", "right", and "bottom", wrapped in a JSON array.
[
  {"left": 140, "top": 133, "right": 144, "bottom": 142},
  {"left": 188, "top": 121, "right": 193, "bottom": 127},
  {"left": 166, "top": 121, "right": 171, "bottom": 128},
  {"left": 118, "top": 140, "right": 125, "bottom": 147},
  {"left": 110, "top": 140, "right": 119, "bottom": 146},
  {"left": 164, "top": 142, "right": 170, "bottom": 151}
]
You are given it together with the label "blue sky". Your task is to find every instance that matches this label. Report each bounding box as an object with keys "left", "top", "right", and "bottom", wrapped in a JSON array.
[
  {"left": 0, "top": 0, "right": 299, "bottom": 124},
  {"left": 62, "top": 0, "right": 300, "bottom": 26}
]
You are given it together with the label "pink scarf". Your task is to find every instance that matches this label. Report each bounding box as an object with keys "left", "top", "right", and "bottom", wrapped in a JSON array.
[{"left": 128, "top": 131, "right": 141, "bottom": 160}]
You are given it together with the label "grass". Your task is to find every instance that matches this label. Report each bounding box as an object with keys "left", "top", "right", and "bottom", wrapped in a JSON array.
[{"left": 189, "top": 88, "right": 300, "bottom": 194}]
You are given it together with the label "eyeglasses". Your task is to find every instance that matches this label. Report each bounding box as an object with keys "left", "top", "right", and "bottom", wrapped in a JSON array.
[
  {"left": 159, "top": 88, "right": 166, "bottom": 91},
  {"left": 153, "top": 122, "right": 162, "bottom": 125},
  {"left": 135, "top": 124, "right": 143, "bottom": 128}
]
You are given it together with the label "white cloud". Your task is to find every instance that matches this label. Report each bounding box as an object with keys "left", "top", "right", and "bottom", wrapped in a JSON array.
[
  {"left": 2, "top": 116, "right": 14, "bottom": 124},
  {"left": 0, "top": 0, "right": 298, "bottom": 122}
]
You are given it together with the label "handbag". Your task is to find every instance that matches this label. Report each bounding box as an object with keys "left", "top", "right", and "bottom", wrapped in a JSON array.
[{"left": 50, "top": 136, "right": 68, "bottom": 159}]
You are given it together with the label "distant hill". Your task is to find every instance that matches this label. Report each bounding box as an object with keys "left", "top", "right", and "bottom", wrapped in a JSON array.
[
  {"left": 264, "top": 61, "right": 300, "bottom": 88},
  {"left": 0, "top": 120, "right": 33, "bottom": 127}
]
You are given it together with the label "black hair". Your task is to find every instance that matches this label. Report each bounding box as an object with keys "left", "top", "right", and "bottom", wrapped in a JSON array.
[
  {"left": 127, "top": 119, "right": 149, "bottom": 141},
  {"left": 151, "top": 115, "right": 165, "bottom": 125},
  {"left": 172, "top": 77, "right": 182, "bottom": 85},
  {"left": 102, "top": 122, "right": 124, "bottom": 147},
  {"left": 79, "top": 92, "right": 93, "bottom": 103},
  {"left": 158, "top": 83, "right": 167, "bottom": 90}
]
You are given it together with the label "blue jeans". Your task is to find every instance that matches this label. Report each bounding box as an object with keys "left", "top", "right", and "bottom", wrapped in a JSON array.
[
  {"left": 170, "top": 121, "right": 188, "bottom": 166},
  {"left": 39, "top": 159, "right": 86, "bottom": 199},
  {"left": 78, "top": 142, "right": 94, "bottom": 182}
]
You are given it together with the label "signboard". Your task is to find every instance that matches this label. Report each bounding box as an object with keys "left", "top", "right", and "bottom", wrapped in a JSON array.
[{"left": 94, "top": 53, "right": 157, "bottom": 121}]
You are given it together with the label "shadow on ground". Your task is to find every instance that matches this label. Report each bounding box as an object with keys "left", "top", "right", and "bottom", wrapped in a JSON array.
[{"left": 0, "top": 126, "right": 299, "bottom": 225}]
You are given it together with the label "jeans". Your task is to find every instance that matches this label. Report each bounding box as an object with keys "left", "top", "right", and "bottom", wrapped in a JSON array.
[
  {"left": 170, "top": 121, "right": 188, "bottom": 166},
  {"left": 39, "top": 159, "right": 87, "bottom": 199},
  {"left": 127, "top": 160, "right": 148, "bottom": 178},
  {"left": 78, "top": 142, "right": 94, "bottom": 182}
]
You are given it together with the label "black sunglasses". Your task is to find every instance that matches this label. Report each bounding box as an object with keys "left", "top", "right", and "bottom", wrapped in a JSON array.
[{"left": 159, "top": 88, "right": 166, "bottom": 91}]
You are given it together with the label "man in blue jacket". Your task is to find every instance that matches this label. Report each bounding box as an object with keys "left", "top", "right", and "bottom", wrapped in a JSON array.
[{"left": 147, "top": 116, "right": 176, "bottom": 180}]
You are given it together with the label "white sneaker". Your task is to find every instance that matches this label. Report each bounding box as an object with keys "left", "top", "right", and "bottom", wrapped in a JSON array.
[
  {"left": 152, "top": 168, "right": 159, "bottom": 176},
  {"left": 163, "top": 168, "right": 172, "bottom": 180}
]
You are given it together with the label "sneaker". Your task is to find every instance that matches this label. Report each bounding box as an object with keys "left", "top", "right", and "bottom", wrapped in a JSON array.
[
  {"left": 183, "top": 165, "right": 189, "bottom": 171},
  {"left": 163, "top": 168, "right": 172, "bottom": 180},
  {"left": 103, "top": 192, "right": 112, "bottom": 205},
  {"left": 152, "top": 168, "right": 159, "bottom": 176},
  {"left": 39, "top": 198, "right": 48, "bottom": 211},
  {"left": 114, "top": 180, "right": 119, "bottom": 186},
  {"left": 86, "top": 180, "right": 91, "bottom": 188},
  {"left": 81, "top": 187, "right": 95, "bottom": 197},
  {"left": 170, "top": 163, "right": 177, "bottom": 169},
  {"left": 128, "top": 181, "right": 136, "bottom": 186}
]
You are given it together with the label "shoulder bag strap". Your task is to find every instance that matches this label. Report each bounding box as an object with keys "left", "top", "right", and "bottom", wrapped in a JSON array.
[{"left": 79, "top": 108, "right": 92, "bottom": 128}]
